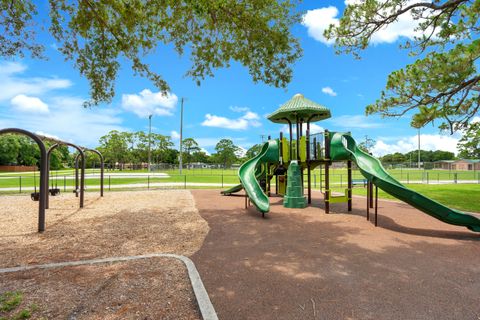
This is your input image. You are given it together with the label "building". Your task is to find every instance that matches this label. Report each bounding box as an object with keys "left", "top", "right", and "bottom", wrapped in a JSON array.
[{"left": 433, "top": 159, "right": 480, "bottom": 171}]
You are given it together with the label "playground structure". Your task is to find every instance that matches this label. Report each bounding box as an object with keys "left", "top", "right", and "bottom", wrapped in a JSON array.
[
  {"left": 0, "top": 128, "right": 104, "bottom": 232},
  {"left": 222, "top": 93, "right": 480, "bottom": 232}
]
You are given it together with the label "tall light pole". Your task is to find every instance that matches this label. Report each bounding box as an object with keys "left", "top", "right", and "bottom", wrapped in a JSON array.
[
  {"left": 417, "top": 128, "right": 421, "bottom": 169},
  {"left": 148, "top": 114, "right": 152, "bottom": 172},
  {"left": 179, "top": 98, "right": 184, "bottom": 174}
]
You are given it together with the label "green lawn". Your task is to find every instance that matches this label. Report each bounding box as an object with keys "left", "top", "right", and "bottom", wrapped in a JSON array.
[
  {"left": 351, "top": 184, "right": 480, "bottom": 213},
  {"left": 1, "top": 166, "right": 479, "bottom": 213}
]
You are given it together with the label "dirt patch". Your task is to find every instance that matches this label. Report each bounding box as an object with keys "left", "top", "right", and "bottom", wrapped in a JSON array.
[
  {"left": 0, "top": 257, "right": 200, "bottom": 320},
  {"left": 0, "top": 190, "right": 209, "bottom": 267},
  {"left": 0, "top": 190, "right": 210, "bottom": 319}
]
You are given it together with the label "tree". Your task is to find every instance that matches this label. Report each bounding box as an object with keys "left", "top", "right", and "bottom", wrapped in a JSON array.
[
  {"left": 326, "top": 1, "right": 480, "bottom": 133},
  {"left": 162, "top": 148, "right": 179, "bottom": 164},
  {"left": 245, "top": 144, "right": 262, "bottom": 159},
  {"left": 458, "top": 122, "right": 480, "bottom": 158},
  {"left": 358, "top": 137, "right": 376, "bottom": 153},
  {"left": 2, "top": 0, "right": 301, "bottom": 106},
  {"left": 98, "top": 130, "right": 129, "bottom": 166},
  {"left": 191, "top": 151, "right": 210, "bottom": 164},
  {"left": 381, "top": 152, "right": 407, "bottom": 164},
  {"left": 152, "top": 133, "right": 174, "bottom": 163},
  {"left": 0, "top": 135, "right": 21, "bottom": 165},
  {"left": 215, "top": 139, "right": 239, "bottom": 168},
  {"left": 182, "top": 138, "right": 201, "bottom": 164}
]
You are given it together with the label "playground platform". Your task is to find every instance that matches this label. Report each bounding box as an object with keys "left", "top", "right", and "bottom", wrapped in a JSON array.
[{"left": 191, "top": 189, "right": 480, "bottom": 320}]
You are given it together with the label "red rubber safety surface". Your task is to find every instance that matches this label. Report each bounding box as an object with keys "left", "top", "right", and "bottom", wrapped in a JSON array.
[{"left": 191, "top": 190, "right": 480, "bottom": 320}]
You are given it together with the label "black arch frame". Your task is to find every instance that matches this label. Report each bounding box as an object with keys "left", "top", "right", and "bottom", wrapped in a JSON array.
[
  {"left": 84, "top": 148, "right": 104, "bottom": 197},
  {"left": 46, "top": 143, "right": 85, "bottom": 209},
  {"left": 0, "top": 128, "right": 47, "bottom": 232}
]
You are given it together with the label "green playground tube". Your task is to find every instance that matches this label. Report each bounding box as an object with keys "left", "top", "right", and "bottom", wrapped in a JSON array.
[
  {"left": 238, "top": 139, "right": 280, "bottom": 213},
  {"left": 330, "top": 132, "right": 480, "bottom": 232}
]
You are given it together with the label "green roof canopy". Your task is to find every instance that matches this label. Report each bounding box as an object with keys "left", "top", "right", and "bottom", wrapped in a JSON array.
[{"left": 267, "top": 93, "right": 331, "bottom": 124}]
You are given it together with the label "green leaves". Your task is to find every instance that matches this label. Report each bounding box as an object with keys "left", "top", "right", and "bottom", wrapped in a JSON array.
[
  {"left": 1, "top": 0, "right": 301, "bottom": 106},
  {"left": 327, "top": 0, "right": 480, "bottom": 132},
  {"left": 457, "top": 122, "right": 480, "bottom": 158},
  {"left": 215, "top": 138, "right": 240, "bottom": 167}
]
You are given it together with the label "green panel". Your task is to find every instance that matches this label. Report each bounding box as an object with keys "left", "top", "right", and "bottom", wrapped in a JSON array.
[
  {"left": 238, "top": 139, "right": 280, "bottom": 213},
  {"left": 282, "top": 137, "right": 290, "bottom": 163},
  {"left": 329, "top": 132, "right": 480, "bottom": 232},
  {"left": 299, "top": 136, "right": 307, "bottom": 162},
  {"left": 291, "top": 140, "right": 297, "bottom": 160},
  {"left": 283, "top": 160, "right": 306, "bottom": 208},
  {"left": 328, "top": 131, "right": 350, "bottom": 161}
]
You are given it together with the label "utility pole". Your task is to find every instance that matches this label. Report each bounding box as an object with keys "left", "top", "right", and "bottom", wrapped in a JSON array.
[
  {"left": 417, "top": 128, "right": 421, "bottom": 169},
  {"left": 179, "top": 98, "right": 184, "bottom": 174},
  {"left": 260, "top": 134, "right": 266, "bottom": 143},
  {"left": 148, "top": 114, "right": 152, "bottom": 172}
]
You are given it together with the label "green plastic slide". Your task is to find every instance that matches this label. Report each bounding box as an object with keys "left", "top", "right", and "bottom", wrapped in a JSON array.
[
  {"left": 221, "top": 157, "right": 270, "bottom": 196},
  {"left": 238, "top": 139, "right": 279, "bottom": 213},
  {"left": 221, "top": 183, "right": 244, "bottom": 195},
  {"left": 330, "top": 132, "right": 480, "bottom": 232}
]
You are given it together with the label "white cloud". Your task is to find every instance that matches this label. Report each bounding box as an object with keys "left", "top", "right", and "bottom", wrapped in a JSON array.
[
  {"left": 322, "top": 86, "right": 337, "bottom": 97},
  {"left": 229, "top": 106, "right": 250, "bottom": 113},
  {"left": 200, "top": 148, "right": 211, "bottom": 156},
  {"left": 303, "top": 2, "right": 436, "bottom": 46},
  {"left": 121, "top": 89, "right": 178, "bottom": 118},
  {"left": 202, "top": 110, "right": 261, "bottom": 130},
  {"left": 302, "top": 7, "right": 339, "bottom": 45},
  {"left": 10, "top": 94, "right": 49, "bottom": 114},
  {"left": 0, "top": 62, "right": 72, "bottom": 101},
  {"left": 472, "top": 116, "right": 480, "bottom": 123},
  {"left": 0, "top": 61, "right": 127, "bottom": 147},
  {"left": 0, "top": 61, "right": 27, "bottom": 75},
  {"left": 235, "top": 146, "right": 247, "bottom": 158},
  {"left": 329, "top": 115, "right": 383, "bottom": 129},
  {"left": 202, "top": 114, "right": 249, "bottom": 130},
  {"left": 170, "top": 130, "right": 180, "bottom": 140},
  {"left": 371, "top": 134, "right": 460, "bottom": 157},
  {"left": 242, "top": 111, "right": 260, "bottom": 121},
  {"left": 195, "top": 138, "right": 220, "bottom": 148},
  {"left": 310, "top": 123, "right": 324, "bottom": 134},
  {"left": 0, "top": 95, "right": 127, "bottom": 147}
]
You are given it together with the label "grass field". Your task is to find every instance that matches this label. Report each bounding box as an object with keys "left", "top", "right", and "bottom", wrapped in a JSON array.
[
  {"left": 1, "top": 167, "right": 479, "bottom": 212},
  {"left": 351, "top": 184, "right": 480, "bottom": 213}
]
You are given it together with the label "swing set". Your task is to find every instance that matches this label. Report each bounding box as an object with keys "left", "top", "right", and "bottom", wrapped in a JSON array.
[{"left": 0, "top": 128, "right": 105, "bottom": 232}]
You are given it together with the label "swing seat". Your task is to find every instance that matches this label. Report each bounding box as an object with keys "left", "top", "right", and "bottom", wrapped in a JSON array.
[
  {"left": 49, "top": 188, "right": 61, "bottom": 196},
  {"left": 31, "top": 192, "right": 40, "bottom": 201}
]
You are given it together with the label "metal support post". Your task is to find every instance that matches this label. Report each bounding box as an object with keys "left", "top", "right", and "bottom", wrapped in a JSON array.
[
  {"left": 375, "top": 186, "right": 378, "bottom": 227},
  {"left": 367, "top": 181, "right": 371, "bottom": 221},
  {"left": 347, "top": 160, "right": 352, "bottom": 212}
]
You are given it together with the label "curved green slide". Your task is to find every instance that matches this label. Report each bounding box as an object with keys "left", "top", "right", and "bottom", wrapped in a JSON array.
[
  {"left": 330, "top": 132, "right": 480, "bottom": 232},
  {"left": 221, "top": 183, "right": 244, "bottom": 195},
  {"left": 237, "top": 139, "right": 280, "bottom": 213},
  {"left": 221, "top": 162, "right": 266, "bottom": 195}
]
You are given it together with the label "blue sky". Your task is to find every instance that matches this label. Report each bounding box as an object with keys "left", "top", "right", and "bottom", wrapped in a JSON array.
[{"left": 0, "top": 0, "right": 467, "bottom": 156}]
